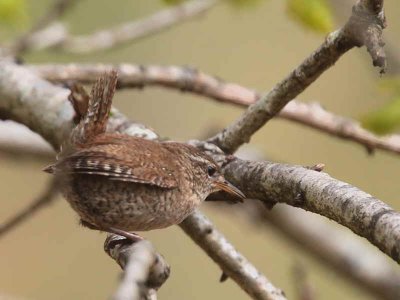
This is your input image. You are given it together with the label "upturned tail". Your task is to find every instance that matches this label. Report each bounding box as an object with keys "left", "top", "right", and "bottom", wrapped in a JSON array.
[
  {"left": 44, "top": 70, "right": 118, "bottom": 174},
  {"left": 70, "top": 70, "right": 118, "bottom": 146}
]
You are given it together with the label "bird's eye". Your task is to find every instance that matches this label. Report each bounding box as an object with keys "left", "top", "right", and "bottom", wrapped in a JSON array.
[{"left": 207, "top": 166, "right": 216, "bottom": 177}]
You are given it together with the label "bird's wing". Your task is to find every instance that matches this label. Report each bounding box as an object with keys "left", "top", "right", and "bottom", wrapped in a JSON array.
[{"left": 44, "top": 136, "right": 179, "bottom": 189}]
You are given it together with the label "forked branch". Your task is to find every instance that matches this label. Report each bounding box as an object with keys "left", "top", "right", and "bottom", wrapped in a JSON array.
[{"left": 208, "top": 0, "right": 386, "bottom": 153}]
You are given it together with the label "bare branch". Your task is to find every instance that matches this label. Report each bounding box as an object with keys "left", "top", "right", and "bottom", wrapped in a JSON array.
[
  {"left": 17, "top": 0, "right": 217, "bottom": 54},
  {"left": 3, "top": 118, "right": 396, "bottom": 298},
  {"left": 230, "top": 146, "right": 400, "bottom": 300},
  {"left": 0, "top": 121, "right": 54, "bottom": 160},
  {"left": 4, "top": 56, "right": 400, "bottom": 273},
  {"left": 208, "top": 0, "right": 386, "bottom": 153},
  {"left": 0, "top": 179, "right": 58, "bottom": 239},
  {"left": 330, "top": 0, "right": 400, "bottom": 75},
  {"left": 0, "top": 61, "right": 157, "bottom": 149},
  {"left": 105, "top": 235, "right": 170, "bottom": 300},
  {"left": 12, "top": 0, "right": 77, "bottom": 54},
  {"left": 0, "top": 60, "right": 282, "bottom": 298},
  {"left": 219, "top": 157, "right": 400, "bottom": 264},
  {"left": 180, "top": 211, "right": 286, "bottom": 300},
  {"left": 12, "top": 22, "right": 68, "bottom": 54},
  {"left": 247, "top": 204, "right": 400, "bottom": 300},
  {"left": 29, "top": 63, "right": 400, "bottom": 156},
  {"left": 279, "top": 101, "right": 400, "bottom": 155}
]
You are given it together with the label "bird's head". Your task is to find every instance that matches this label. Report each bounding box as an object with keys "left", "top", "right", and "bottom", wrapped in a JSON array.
[{"left": 177, "top": 144, "right": 245, "bottom": 200}]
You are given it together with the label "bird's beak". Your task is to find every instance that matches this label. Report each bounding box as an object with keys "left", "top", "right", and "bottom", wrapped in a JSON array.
[{"left": 213, "top": 177, "right": 246, "bottom": 199}]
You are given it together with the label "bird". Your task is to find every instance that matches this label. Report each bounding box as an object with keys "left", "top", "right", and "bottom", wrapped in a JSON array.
[{"left": 44, "top": 70, "right": 245, "bottom": 241}]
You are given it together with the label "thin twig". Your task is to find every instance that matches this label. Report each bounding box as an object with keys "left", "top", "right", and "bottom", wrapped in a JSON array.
[
  {"left": 208, "top": 0, "right": 386, "bottom": 153},
  {"left": 29, "top": 63, "right": 400, "bottom": 156},
  {"left": 105, "top": 235, "right": 170, "bottom": 300},
  {"left": 0, "top": 179, "right": 58, "bottom": 239},
  {"left": 180, "top": 211, "right": 287, "bottom": 300},
  {"left": 12, "top": 0, "right": 77, "bottom": 55},
  {"left": 16, "top": 0, "right": 217, "bottom": 54}
]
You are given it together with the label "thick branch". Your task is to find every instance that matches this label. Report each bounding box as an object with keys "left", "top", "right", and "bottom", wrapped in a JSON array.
[
  {"left": 226, "top": 147, "right": 400, "bottom": 300},
  {"left": 16, "top": 0, "right": 217, "bottom": 54},
  {"left": 220, "top": 157, "right": 400, "bottom": 263},
  {"left": 180, "top": 211, "right": 286, "bottom": 300},
  {"left": 29, "top": 63, "right": 400, "bottom": 156},
  {"left": 208, "top": 0, "right": 386, "bottom": 153},
  {"left": 0, "top": 61, "right": 157, "bottom": 149}
]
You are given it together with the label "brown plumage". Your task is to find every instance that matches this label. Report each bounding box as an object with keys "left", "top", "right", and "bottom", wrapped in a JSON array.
[{"left": 44, "top": 70, "right": 245, "bottom": 240}]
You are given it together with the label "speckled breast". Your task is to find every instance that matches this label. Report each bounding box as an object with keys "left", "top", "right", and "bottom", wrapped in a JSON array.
[{"left": 59, "top": 174, "right": 201, "bottom": 231}]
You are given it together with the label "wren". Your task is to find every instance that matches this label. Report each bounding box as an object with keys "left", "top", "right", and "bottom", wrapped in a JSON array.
[{"left": 44, "top": 70, "right": 245, "bottom": 241}]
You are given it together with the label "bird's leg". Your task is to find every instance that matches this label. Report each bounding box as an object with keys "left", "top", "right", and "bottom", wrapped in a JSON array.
[
  {"left": 107, "top": 227, "right": 143, "bottom": 242},
  {"left": 80, "top": 220, "right": 143, "bottom": 242}
]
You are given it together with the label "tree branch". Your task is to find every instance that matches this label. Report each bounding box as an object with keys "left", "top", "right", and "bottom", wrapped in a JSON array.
[
  {"left": 244, "top": 204, "right": 400, "bottom": 300},
  {"left": 0, "top": 120, "right": 54, "bottom": 160},
  {"left": 2, "top": 121, "right": 397, "bottom": 298},
  {"left": 29, "top": 63, "right": 400, "bottom": 156},
  {"left": 11, "top": 0, "right": 77, "bottom": 55},
  {"left": 180, "top": 210, "right": 286, "bottom": 300},
  {"left": 208, "top": 0, "right": 386, "bottom": 153},
  {"left": 10, "top": 107, "right": 391, "bottom": 298},
  {"left": 218, "top": 157, "right": 400, "bottom": 264},
  {"left": 0, "top": 60, "right": 283, "bottom": 299},
  {"left": 15, "top": 0, "right": 217, "bottom": 54},
  {"left": 105, "top": 235, "right": 170, "bottom": 300}
]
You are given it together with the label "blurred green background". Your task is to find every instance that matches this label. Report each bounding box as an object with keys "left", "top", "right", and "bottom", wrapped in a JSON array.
[{"left": 1, "top": 0, "right": 400, "bottom": 299}]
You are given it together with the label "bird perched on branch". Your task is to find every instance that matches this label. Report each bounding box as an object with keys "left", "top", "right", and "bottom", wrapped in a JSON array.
[{"left": 44, "top": 70, "right": 245, "bottom": 241}]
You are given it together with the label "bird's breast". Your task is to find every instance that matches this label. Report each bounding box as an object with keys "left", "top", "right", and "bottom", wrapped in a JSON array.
[{"left": 59, "top": 174, "right": 203, "bottom": 231}]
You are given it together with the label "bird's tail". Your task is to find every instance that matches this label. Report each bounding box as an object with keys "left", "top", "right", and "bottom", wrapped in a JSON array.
[{"left": 70, "top": 70, "right": 118, "bottom": 145}]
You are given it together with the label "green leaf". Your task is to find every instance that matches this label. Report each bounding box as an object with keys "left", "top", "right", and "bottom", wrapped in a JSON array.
[
  {"left": 361, "top": 97, "right": 400, "bottom": 135},
  {"left": 287, "top": 0, "right": 333, "bottom": 33},
  {"left": 0, "top": 0, "right": 28, "bottom": 27}
]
